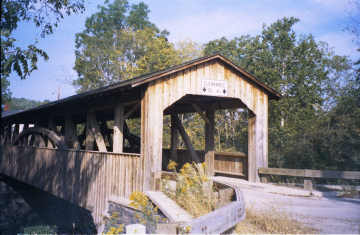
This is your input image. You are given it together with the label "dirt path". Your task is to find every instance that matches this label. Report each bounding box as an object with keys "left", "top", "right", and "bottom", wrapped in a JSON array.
[{"left": 214, "top": 176, "right": 360, "bottom": 234}]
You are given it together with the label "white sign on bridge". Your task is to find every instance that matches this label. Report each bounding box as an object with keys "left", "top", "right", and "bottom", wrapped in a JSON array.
[{"left": 201, "top": 79, "right": 228, "bottom": 96}]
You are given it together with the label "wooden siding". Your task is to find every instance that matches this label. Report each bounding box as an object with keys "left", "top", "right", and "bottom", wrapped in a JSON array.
[
  {"left": 0, "top": 145, "right": 143, "bottom": 225},
  {"left": 214, "top": 152, "right": 247, "bottom": 177},
  {"left": 142, "top": 60, "right": 268, "bottom": 187}
]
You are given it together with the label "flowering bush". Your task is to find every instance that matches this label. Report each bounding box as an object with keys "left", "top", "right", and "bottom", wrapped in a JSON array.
[{"left": 163, "top": 161, "right": 217, "bottom": 217}]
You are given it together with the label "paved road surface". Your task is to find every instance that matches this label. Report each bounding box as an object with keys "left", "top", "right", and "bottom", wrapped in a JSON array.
[{"left": 214, "top": 176, "right": 360, "bottom": 234}]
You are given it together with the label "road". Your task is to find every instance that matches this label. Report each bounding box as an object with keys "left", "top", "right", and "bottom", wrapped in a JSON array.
[{"left": 214, "top": 176, "right": 360, "bottom": 234}]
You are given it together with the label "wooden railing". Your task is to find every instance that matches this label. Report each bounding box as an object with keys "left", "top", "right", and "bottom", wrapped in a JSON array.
[
  {"left": 162, "top": 149, "right": 247, "bottom": 178},
  {"left": 259, "top": 167, "right": 360, "bottom": 191},
  {"left": 205, "top": 151, "right": 247, "bottom": 178},
  {"left": 214, "top": 152, "right": 247, "bottom": 177},
  {"left": 0, "top": 145, "right": 143, "bottom": 225}
]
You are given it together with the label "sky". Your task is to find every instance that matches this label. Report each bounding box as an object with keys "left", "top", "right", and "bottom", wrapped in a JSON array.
[{"left": 8, "top": 0, "right": 359, "bottom": 101}]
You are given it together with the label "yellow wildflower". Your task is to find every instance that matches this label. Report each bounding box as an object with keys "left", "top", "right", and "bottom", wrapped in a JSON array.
[
  {"left": 167, "top": 160, "right": 177, "bottom": 171},
  {"left": 185, "top": 225, "right": 191, "bottom": 233},
  {"left": 183, "top": 163, "right": 191, "bottom": 169}
]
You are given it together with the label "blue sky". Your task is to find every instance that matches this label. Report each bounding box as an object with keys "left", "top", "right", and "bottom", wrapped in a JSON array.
[{"left": 8, "top": 0, "right": 359, "bottom": 101}]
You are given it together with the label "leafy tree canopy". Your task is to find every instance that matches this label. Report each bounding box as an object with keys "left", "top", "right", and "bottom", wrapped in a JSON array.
[
  {"left": 7, "top": 97, "right": 49, "bottom": 111},
  {"left": 1, "top": 0, "right": 85, "bottom": 80},
  {"left": 1, "top": 78, "right": 12, "bottom": 105},
  {"left": 204, "top": 17, "right": 357, "bottom": 170},
  {"left": 73, "top": 0, "right": 181, "bottom": 92}
]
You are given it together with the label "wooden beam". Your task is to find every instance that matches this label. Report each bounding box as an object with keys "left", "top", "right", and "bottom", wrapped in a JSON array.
[
  {"left": 172, "top": 114, "right": 201, "bottom": 163},
  {"left": 191, "top": 104, "right": 210, "bottom": 124},
  {"left": 47, "top": 119, "right": 56, "bottom": 148},
  {"left": 214, "top": 151, "right": 247, "bottom": 158},
  {"left": 205, "top": 109, "right": 215, "bottom": 152},
  {"left": 113, "top": 103, "right": 124, "bottom": 153},
  {"left": 34, "top": 134, "right": 46, "bottom": 147},
  {"left": 304, "top": 179, "right": 313, "bottom": 192},
  {"left": 18, "top": 124, "right": 28, "bottom": 146},
  {"left": 85, "top": 112, "right": 95, "bottom": 150},
  {"left": 141, "top": 86, "right": 164, "bottom": 191},
  {"left": 7, "top": 124, "right": 12, "bottom": 144},
  {"left": 248, "top": 114, "right": 256, "bottom": 182},
  {"left": 86, "top": 111, "right": 107, "bottom": 152},
  {"left": 204, "top": 108, "right": 215, "bottom": 176},
  {"left": 170, "top": 114, "right": 179, "bottom": 162},
  {"left": 65, "top": 115, "right": 80, "bottom": 149},
  {"left": 124, "top": 102, "right": 140, "bottom": 120},
  {"left": 205, "top": 151, "right": 215, "bottom": 176},
  {"left": 145, "top": 191, "right": 192, "bottom": 223},
  {"left": 12, "top": 124, "right": 19, "bottom": 144}
]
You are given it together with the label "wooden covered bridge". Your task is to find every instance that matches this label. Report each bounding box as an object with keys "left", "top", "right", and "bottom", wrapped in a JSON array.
[{"left": 0, "top": 54, "right": 280, "bottom": 227}]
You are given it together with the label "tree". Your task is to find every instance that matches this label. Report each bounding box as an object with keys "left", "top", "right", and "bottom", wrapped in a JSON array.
[
  {"left": 8, "top": 97, "right": 49, "bottom": 111},
  {"left": 1, "top": 77, "right": 11, "bottom": 105},
  {"left": 204, "top": 17, "right": 356, "bottom": 170},
  {"left": 1, "top": 0, "right": 85, "bottom": 80},
  {"left": 175, "top": 39, "right": 204, "bottom": 62},
  {"left": 73, "top": 0, "right": 180, "bottom": 92},
  {"left": 345, "top": 0, "right": 360, "bottom": 80}
]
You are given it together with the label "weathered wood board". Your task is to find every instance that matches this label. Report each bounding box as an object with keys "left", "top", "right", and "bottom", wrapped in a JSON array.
[
  {"left": 145, "top": 191, "right": 192, "bottom": 223},
  {"left": 0, "top": 145, "right": 143, "bottom": 225},
  {"left": 259, "top": 167, "right": 360, "bottom": 180}
]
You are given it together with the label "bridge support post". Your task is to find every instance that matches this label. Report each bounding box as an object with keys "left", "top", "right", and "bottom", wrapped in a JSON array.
[
  {"left": 85, "top": 111, "right": 107, "bottom": 152},
  {"left": 65, "top": 115, "right": 80, "bottom": 149},
  {"left": 248, "top": 93, "right": 269, "bottom": 183},
  {"left": 141, "top": 86, "right": 163, "bottom": 191},
  {"left": 48, "top": 119, "right": 56, "bottom": 148},
  {"left": 205, "top": 108, "right": 215, "bottom": 176},
  {"left": 113, "top": 103, "right": 124, "bottom": 153},
  {"left": 170, "top": 114, "right": 179, "bottom": 162}
]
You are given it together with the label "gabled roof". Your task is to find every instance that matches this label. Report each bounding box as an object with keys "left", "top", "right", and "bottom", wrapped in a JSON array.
[{"left": 2, "top": 54, "right": 281, "bottom": 120}]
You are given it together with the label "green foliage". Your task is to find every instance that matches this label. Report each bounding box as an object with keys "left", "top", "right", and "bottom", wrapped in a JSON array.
[
  {"left": 175, "top": 39, "right": 204, "bottom": 62},
  {"left": 1, "top": 77, "right": 12, "bottom": 104},
  {"left": 73, "top": 0, "right": 180, "bottom": 92},
  {"left": 128, "top": 191, "right": 167, "bottom": 232},
  {"left": 8, "top": 97, "right": 49, "bottom": 111},
  {"left": 1, "top": 0, "right": 85, "bottom": 80},
  {"left": 203, "top": 17, "right": 358, "bottom": 170}
]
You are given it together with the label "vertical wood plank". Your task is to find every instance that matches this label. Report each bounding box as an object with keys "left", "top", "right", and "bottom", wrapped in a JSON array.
[
  {"left": 248, "top": 114, "right": 256, "bottom": 182},
  {"left": 65, "top": 115, "right": 80, "bottom": 149},
  {"left": 85, "top": 112, "right": 95, "bottom": 150},
  {"left": 113, "top": 103, "right": 124, "bottom": 153}
]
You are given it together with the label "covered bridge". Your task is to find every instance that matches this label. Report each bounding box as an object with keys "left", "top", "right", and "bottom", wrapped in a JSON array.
[{"left": 0, "top": 54, "right": 280, "bottom": 225}]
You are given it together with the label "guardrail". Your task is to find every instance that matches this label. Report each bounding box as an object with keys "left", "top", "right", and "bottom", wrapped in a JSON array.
[{"left": 258, "top": 167, "right": 360, "bottom": 191}]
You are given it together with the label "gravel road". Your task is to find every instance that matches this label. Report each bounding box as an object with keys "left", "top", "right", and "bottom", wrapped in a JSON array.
[{"left": 214, "top": 176, "right": 360, "bottom": 234}]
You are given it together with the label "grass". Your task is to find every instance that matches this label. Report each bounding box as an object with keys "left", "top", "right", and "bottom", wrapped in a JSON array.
[{"left": 234, "top": 206, "right": 318, "bottom": 234}]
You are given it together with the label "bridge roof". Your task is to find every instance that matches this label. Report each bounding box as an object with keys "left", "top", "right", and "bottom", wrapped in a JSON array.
[{"left": 2, "top": 54, "right": 281, "bottom": 122}]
